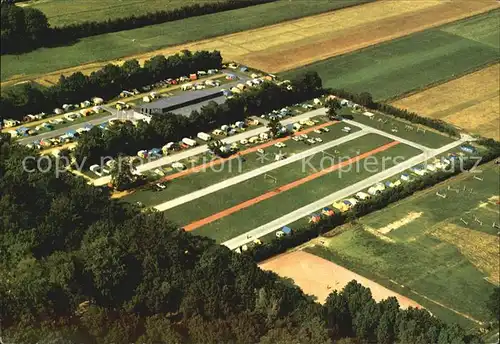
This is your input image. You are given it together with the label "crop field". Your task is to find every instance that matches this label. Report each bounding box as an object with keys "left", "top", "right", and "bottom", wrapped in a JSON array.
[
  {"left": 281, "top": 10, "right": 500, "bottom": 101},
  {"left": 21, "top": 0, "right": 219, "bottom": 26},
  {"left": 160, "top": 134, "right": 422, "bottom": 242},
  {"left": 1, "top": 0, "right": 371, "bottom": 84},
  {"left": 3, "top": 0, "right": 497, "bottom": 87},
  {"left": 393, "top": 64, "right": 500, "bottom": 140},
  {"left": 306, "top": 162, "right": 500, "bottom": 327}
]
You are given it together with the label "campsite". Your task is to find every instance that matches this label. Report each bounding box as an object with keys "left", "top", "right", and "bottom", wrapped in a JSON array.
[{"left": 2, "top": 0, "right": 500, "bottom": 341}]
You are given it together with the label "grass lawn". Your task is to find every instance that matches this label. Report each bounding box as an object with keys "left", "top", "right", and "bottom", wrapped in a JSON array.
[
  {"left": 23, "top": 0, "right": 220, "bottom": 26},
  {"left": 341, "top": 108, "right": 455, "bottom": 148},
  {"left": 162, "top": 134, "right": 422, "bottom": 241},
  {"left": 124, "top": 121, "right": 356, "bottom": 206},
  {"left": 281, "top": 10, "right": 500, "bottom": 101},
  {"left": 1, "top": 0, "right": 371, "bottom": 81},
  {"left": 306, "top": 162, "right": 499, "bottom": 326}
]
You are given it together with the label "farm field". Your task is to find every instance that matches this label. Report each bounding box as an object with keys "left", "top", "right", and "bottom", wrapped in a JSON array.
[
  {"left": 161, "top": 134, "right": 422, "bottom": 242},
  {"left": 393, "top": 64, "right": 500, "bottom": 140},
  {"left": 124, "top": 121, "right": 353, "bottom": 206},
  {"left": 306, "top": 162, "right": 500, "bottom": 327},
  {"left": 21, "top": 0, "right": 220, "bottom": 26},
  {"left": 281, "top": 10, "right": 500, "bottom": 101},
  {"left": 1, "top": 0, "right": 371, "bottom": 84},
  {"left": 3, "top": 0, "right": 497, "bottom": 87},
  {"left": 259, "top": 250, "right": 422, "bottom": 308}
]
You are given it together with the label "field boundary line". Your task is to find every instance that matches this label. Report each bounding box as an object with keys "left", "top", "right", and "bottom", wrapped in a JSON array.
[
  {"left": 387, "top": 59, "right": 500, "bottom": 103},
  {"left": 153, "top": 129, "right": 367, "bottom": 211},
  {"left": 278, "top": 7, "right": 500, "bottom": 75},
  {"left": 159, "top": 121, "right": 339, "bottom": 182},
  {"left": 183, "top": 140, "right": 399, "bottom": 231},
  {"left": 409, "top": 290, "right": 485, "bottom": 325}
]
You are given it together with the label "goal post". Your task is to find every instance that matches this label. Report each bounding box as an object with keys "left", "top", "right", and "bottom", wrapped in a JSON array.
[{"left": 264, "top": 173, "right": 277, "bottom": 183}]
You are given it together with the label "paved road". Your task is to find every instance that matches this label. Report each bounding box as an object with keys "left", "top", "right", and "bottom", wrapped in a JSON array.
[
  {"left": 343, "top": 118, "right": 433, "bottom": 153},
  {"left": 17, "top": 114, "right": 115, "bottom": 145},
  {"left": 222, "top": 136, "right": 468, "bottom": 250},
  {"left": 93, "top": 109, "right": 327, "bottom": 185},
  {"left": 154, "top": 130, "right": 368, "bottom": 211}
]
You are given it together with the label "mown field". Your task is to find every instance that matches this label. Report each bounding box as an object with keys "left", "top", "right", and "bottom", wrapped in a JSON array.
[
  {"left": 161, "top": 134, "right": 422, "bottom": 241},
  {"left": 21, "top": 0, "right": 219, "bottom": 26},
  {"left": 307, "top": 162, "right": 500, "bottom": 327},
  {"left": 281, "top": 10, "right": 500, "bottom": 101},
  {"left": 124, "top": 121, "right": 351, "bottom": 206},
  {"left": 1, "top": 0, "right": 371, "bottom": 82},
  {"left": 393, "top": 64, "right": 500, "bottom": 140}
]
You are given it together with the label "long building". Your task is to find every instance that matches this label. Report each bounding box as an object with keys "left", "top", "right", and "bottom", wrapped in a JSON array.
[{"left": 136, "top": 89, "right": 223, "bottom": 115}]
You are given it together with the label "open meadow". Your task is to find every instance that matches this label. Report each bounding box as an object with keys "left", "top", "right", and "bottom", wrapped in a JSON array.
[
  {"left": 21, "top": 0, "right": 220, "bottom": 26},
  {"left": 3, "top": 0, "right": 497, "bottom": 87},
  {"left": 305, "top": 162, "right": 500, "bottom": 327},
  {"left": 392, "top": 64, "right": 500, "bottom": 140},
  {"left": 281, "top": 10, "right": 500, "bottom": 101}
]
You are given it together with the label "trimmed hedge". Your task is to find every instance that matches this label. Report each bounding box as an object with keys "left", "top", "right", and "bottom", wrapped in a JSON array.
[{"left": 327, "top": 88, "right": 460, "bottom": 137}]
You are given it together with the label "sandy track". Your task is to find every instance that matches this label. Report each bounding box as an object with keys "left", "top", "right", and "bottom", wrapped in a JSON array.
[
  {"left": 183, "top": 141, "right": 399, "bottom": 231},
  {"left": 259, "top": 250, "right": 422, "bottom": 308},
  {"left": 4, "top": 0, "right": 496, "bottom": 87},
  {"left": 393, "top": 64, "right": 500, "bottom": 140}
]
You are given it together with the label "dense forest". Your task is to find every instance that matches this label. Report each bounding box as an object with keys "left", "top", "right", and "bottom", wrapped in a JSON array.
[
  {"left": 0, "top": 131, "right": 490, "bottom": 343},
  {"left": 0, "top": 0, "right": 275, "bottom": 54},
  {"left": 0, "top": 49, "right": 223, "bottom": 121}
]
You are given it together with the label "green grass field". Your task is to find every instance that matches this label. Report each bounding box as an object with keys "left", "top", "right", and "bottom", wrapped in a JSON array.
[
  {"left": 306, "top": 162, "right": 499, "bottom": 327},
  {"left": 124, "top": 121, "right": 357, "bottom": 206},
  {"left": 341, "top": 107, "right": 455, "bottom": 148},
  {"left": 23, "top": 0, "right": 219, "bottom": 26},
  {"left": 161, "top": 134, "right": 422, "bottom": 241},
  {"left": 1, "top": 0, "right": 371, "bottom": 81},
  {"left": 281, "top": 10, "right": 500, "bottom": 101}
]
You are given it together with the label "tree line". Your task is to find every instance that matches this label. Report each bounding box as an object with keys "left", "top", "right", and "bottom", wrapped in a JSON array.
[
  {"left": 1, "top": 49, "right": 222, "bottom": 121},
  {"left": 0, "top": 0, "right": 275, "bottom": 54},
  {"left": 247, "top": 144, "right": 499, "bottom": 265},
  {"left": 327, "top": 88, "right": 460, "bottom": 137},
  {"left": 0, "top": 133, "right": 486, "bottom": 343},
  {"left": 73, "top": 72, "right": 324, "bottom": 166}
]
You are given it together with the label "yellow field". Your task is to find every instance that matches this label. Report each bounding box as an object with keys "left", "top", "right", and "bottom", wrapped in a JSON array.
[
  {"left": 9, "top": 0, "right": 497, "bottom": 88},
  {"left": 393, "top": 64, "right": 500, "bottom": 140}
]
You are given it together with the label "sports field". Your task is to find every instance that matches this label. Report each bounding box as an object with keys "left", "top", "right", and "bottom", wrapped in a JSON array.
[
  {"left": 161, "top": 134, "right": 422, "bottom": 241},
  {"left": 281, "top": 10, "right": 500, "bottom": 101},
  {"left": 21, "top": 0, "right": 219, "bottom": 26},
  {"left": 306, "top": 162, "right": 500, "bottom": 327},
  {"left": 259, "top": 250, "right": 422, "bottom": 308},
  {"left": 124, "top": 120, "right": 352, "bottom": 206},
  {"left": 3, "top": 0, "right": 497, "bottom": 86},
  {"left": 1, "top": 0, "right": 370, "bottom": 84},
  {"left": 393, "top": 64, "right": 500, "bottom": 140}
]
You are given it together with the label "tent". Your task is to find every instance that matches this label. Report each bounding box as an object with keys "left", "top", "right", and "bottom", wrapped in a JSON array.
[{"left": 282, "top": 226, "right": 292, "bottom": 235}]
